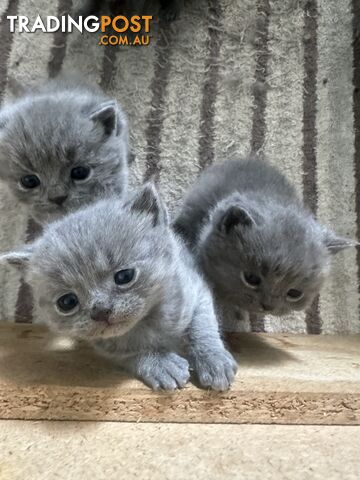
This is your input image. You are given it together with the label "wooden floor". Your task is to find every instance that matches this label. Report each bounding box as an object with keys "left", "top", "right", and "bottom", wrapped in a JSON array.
[
  {"left": 1, "top": 422, "right": 359, "bottom": 480},
  {"left": 0, "top": 324, "right": 359, "bottom": 424}
]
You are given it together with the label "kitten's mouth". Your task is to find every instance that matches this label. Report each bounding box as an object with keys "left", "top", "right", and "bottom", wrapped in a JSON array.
[
  {"left": 49, "top": 205, "right": 68, "bottom": 215},
  {"left": 229, "top": 301, "right": 282, "bottom": 316},
  {"left": 89, "top": 318, "right": 135, "bottom": 338},
  {"left": 34, "top": 207, "right": 67, "bottom": 223}
]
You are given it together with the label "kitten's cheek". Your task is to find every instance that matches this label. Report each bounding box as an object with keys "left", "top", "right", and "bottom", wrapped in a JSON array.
[
  {"left": 114, "top": 296, "right": 146, "bottom": 318},
  {"left": 111, "top": 309, "right": 143, "bottom": 328},
  {"left": 111, "top": 321, "right": 137, "bottom": 337}
]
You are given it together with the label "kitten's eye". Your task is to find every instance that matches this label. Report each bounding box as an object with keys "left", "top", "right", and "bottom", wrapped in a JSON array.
[
  {"left": 241, "top": 271, "right": 261, "bottom": 289},
  {"left": 20, "top": 174, "right": 40, "bottom": 189},
  {"left": 286, "top": 289, "right": 304, "bottom": 302},
  {"left": 56, "top": 293, "right": 79, "bottom": 314},
  {"left": 71, "top": 166, "right": 91, "bottom": 181},
  {"left": 114, "top": 268, "right": 136, "bottom": 285}
]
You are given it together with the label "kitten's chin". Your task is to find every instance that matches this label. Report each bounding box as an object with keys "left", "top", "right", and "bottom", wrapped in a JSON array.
[
  {"left": 31, "top": 209, "right": 64, "bottom": 225},
  {"left": 31, "top": 202, "right": 81, "bottom": 224}
]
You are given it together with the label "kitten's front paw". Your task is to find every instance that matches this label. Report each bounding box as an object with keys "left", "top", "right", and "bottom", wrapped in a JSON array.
[
  {"left": 193, "top": 349, "right": 238, "bottom": 391},
  {"left": 138, "top": 352, "right": 190, "bottom": 391}
]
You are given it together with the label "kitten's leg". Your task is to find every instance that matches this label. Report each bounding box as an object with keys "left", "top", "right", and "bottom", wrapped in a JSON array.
[
  {"left": 126, "top": 351, "right": 190, "bottom": 390},
  {"left": 187, "top": 289, "right": 238, "bottom": 391},
  {"left": 97, "top": 347, "right": 190, "bottom": 390}
]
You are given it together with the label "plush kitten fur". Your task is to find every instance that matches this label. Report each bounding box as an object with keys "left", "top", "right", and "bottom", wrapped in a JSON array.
[
  {"left": 174, "top": 157, "right": 356, "bottom": 318},
  {"left": 1, "top": 185, "right": 236, "bottom": 391},
  {"left": 0, "top": 75, "right": 129, "bottom": 224}
]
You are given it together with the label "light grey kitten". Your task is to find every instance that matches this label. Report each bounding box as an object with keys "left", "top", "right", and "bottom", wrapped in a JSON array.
[
  {"left": 1, "top": 184, "right": 237, "bottom": 391},
  {"left": 174, "top": 157, "right": 356, "bottom": 318},
  {"left": 0, "top": 75, "right": 129, "bottom": 224}
]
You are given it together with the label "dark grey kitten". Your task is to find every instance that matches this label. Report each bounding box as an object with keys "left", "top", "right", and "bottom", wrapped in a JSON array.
[
  {"left": 0, "top": 75, "right": 129, "bottom": 224},
  {"left": 1, "top": 184, "right": 236, "bottom": 391},
  {"left": 174, "top": 157, "right": 356, "bottom": 319}
]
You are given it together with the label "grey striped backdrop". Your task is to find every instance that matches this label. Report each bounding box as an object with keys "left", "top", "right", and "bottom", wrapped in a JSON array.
[{"left": 0, "top": 0, "right": 358, "bottom": 334}]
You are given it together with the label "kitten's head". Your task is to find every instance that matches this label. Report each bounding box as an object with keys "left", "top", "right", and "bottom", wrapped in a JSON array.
[
  {"left": 199, "top": 195, "right": 356, "bottom": 316},
  {"left": 1, "top": 185, "right": 174, "bottom": 340},
  {"left": 0, "top": 93, "right": 128, "bottom": 223}
]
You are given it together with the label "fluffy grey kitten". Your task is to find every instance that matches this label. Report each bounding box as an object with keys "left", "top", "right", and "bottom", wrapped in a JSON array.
[
  {"left": 174, "top": 157, "right": 356, "bottom": 318},
  {"left": 1, "top": 184, "right": 237, "bottom": 391},
  {"left": 0, "top": 75, "right": 129, "bottom": 224}
]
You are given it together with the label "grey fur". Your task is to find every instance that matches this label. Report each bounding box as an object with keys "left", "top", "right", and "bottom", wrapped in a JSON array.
[
  {"left": 174, "top": 157, "right": 356, "bottom": 319},
  {"left": 1, "top": 185, "right": 236, "bottom": 391},
  {"left": 0, "top": 74, "right": 129, "bottom": 224}
]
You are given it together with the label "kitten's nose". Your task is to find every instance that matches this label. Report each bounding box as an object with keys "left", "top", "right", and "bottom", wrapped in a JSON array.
[
  {"left": 261, "top": 303, "right": 273, "bottom": 312},
  {"left": 91, "top": 307, "right": 112, "bottom": 323},
  {"left": 48, "top": 194, "right": 68, "bottom": 206}
]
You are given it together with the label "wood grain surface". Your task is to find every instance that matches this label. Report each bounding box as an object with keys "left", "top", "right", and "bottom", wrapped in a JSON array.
[{"left": 0, "top": 324, "right": 359, "bottom": 424}]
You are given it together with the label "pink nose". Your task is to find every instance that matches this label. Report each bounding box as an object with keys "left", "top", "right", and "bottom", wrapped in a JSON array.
[{"left": 91, "top": 308, "right": 112, "bottom": 323}]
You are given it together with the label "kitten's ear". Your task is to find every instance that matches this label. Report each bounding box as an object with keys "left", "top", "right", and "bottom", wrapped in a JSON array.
[
  {"left": 323, "top": 229, "right": 358, "bottom": 255},
  {"left": 90, "top": 101, "right": 121, "bottom": 136},
  {"left": 218, "top": 206, "right": 254, "bottom": 234},
  {"left": 129, "top": 183, "right": 169, "bottom": 227},
  {"left": 0, "top": 245, "right": 34, "bottom": 271}
]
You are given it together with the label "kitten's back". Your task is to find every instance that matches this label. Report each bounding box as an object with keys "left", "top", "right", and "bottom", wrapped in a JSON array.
[{"left": 174, "top": 157, "right": 298, "bottom": 245}]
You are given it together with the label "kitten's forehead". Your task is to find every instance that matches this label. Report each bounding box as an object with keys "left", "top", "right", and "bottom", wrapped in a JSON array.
[
  {"left": 244, "top": 214, "right": 326, "bottom": 278},
  {"left": 32, "top": 201, "right": 161, "bottom": 287},
  {"left": 2, "top": 96, "right": 97, "bottom": 172}
]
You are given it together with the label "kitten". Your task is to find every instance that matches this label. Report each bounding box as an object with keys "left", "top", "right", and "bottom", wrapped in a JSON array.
[
  {"left": 174, "top": 157, "right": 356, "bottom": 319},
  {"left": 1, "top": 184, "right": 237, "bottom": 391},
  {"left": 0, "top": 75, "right": 129, "bottom": 224}
]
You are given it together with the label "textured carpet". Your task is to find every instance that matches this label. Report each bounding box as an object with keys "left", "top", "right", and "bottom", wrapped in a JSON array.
[{"left": 0, "top": 0, "right": 359, "bottom": 333}]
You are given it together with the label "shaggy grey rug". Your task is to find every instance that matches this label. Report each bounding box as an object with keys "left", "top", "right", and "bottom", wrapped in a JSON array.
[{"left": 0, "top": 0, "right": 359, "bottom": 334}]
